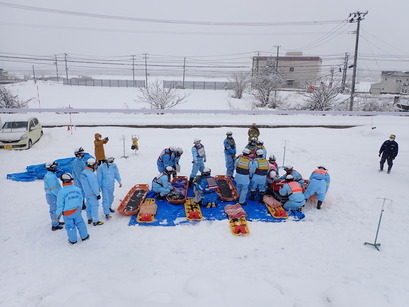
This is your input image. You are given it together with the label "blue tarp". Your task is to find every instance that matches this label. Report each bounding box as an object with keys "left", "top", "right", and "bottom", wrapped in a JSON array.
[
  {"left": 6, "top": 153, "right": 94, "bottom": 182},
  {"left": 128, "top": 188, "right": 303, "bottom": 226}
]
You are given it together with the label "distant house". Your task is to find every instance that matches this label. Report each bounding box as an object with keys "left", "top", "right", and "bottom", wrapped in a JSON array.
[
  {"left": 252, "top": 52, "right": 322, "bottom": 89},
  {"left": 370, "top": 71, "right": 409, "bottom": 95}
]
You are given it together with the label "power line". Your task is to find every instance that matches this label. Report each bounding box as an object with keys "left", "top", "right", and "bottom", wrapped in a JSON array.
[{"left": 0, "top": 2, "right": 344, "bottom": 27}]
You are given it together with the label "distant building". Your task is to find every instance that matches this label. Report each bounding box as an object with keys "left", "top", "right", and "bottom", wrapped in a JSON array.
[
  {"left": 252, "top": 52, "right": 322, "bottom": 89},
  {"left": 370, "top": 71, "right": 409, "bottom": 95}
]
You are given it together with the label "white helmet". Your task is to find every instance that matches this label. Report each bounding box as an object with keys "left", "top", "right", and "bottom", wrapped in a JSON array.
[
  {"left": 284, "top": 165, "right": 293, "bottom": 172},
  {"left": 74, "top": 147, "right": 84, "bottom": 155},
  {"left": 242, "top": 148, "right": 251, "bottom": 155},
  {"left": 226, "top": 131, "right": 233, "bottom": 136},
  {"left": 176, "top": 147, "right": 183, "bottom": 155},
  {"left": 165, "top": 166, "right": 174, "bottom": 173},
  {"left": 202, "top": 167, "right": 211, "bottom": 176},
  {"left": 106, "top": 157, "right": 115, "bottom": 163},
  {"left": 169, "top": 146, "right": 177, "bottom": 152},
  {"left": 256, "top": 149, "right": 264, "bottom": 157},
  {"left": 60, "top": 173, "right": 74, "bottom": 183},
  {"left": 269, "top": 171, "right": 277, "bottom": 179},
  {"left": 269, "top": 155, "right": 276, "bottom": 162},
  {"left": 45, "top": 161, "right": 58, "bottom": 170},
  {"left": 285, "top": 174, "right": 294, "bottom": 181},
  {"left": 86, "top": 158, "right": 97, "bottom": 166},
  {"left": 257, "top": 140, "right": 264, "bottom": 145},
  {"left": 193, "top": 138, "right": 201, "bottom": 144}
]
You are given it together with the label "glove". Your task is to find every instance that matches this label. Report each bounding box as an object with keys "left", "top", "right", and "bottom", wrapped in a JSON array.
[
  {"left": 204, "top": 158, "right": 207, "bottom": 163},
  {"left": 97, "top": 195, "right": 101, "bottom": 200},
  {"left": 378, "top": 153, "right": 381, "bottom": 157},
  {"left": 82, "top": 201, "right": 86, "bottom": 210},
  {"left": 104, "top": 137, "right": 109, "bottom": 141},
  {"left": 119, "top": 182, "right": 122, "bottom": 188}
]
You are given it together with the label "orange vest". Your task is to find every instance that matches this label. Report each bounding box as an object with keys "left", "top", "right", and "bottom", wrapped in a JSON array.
[{"left": 288, "top": 181, "right": 303, "bottom": 193}]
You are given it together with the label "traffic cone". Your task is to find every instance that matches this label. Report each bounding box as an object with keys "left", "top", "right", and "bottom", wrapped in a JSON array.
[{"left": 67, "top": 125, "right": 71, "bottom": 131}]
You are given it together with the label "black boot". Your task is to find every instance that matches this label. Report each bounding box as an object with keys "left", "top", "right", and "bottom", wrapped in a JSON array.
[
  {"left": 249, "top": 191, "right": 256, "bottom": 201},
  {"left": 52, "top": 225, "right": 63, "bottom": 231},
  {"left": 258, "top": 193, "right": 265, "bottom": 204},
  {"left": 317, "top": 200, "right": 323, "bottom": 210},
  {"left": 189, "top": 177, "right": 194, "bottom": 188},
  {"left": 379, "top": 163, "right": 384, "bottom": 171},
  {"left": 387, "top": 166, "right": 392, "bottom": 174}
]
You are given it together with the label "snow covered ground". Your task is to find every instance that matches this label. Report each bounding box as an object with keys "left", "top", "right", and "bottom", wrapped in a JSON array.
[{"left": 1, "top": 81, "right": 409, "bottom": 307}]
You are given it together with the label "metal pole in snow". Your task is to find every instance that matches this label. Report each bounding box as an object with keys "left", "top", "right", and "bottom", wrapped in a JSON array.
[
  {"left": 121, "top": 135, "right": 128, "bottom": 159},
  {"left": 364, "top": 197, "right": 392, "bottom": 251},
  {"left": 282, "top": 140, "right": 287, "bottom": 167}
]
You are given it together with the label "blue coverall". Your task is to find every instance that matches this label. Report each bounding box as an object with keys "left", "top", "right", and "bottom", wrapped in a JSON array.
[
  {"left": 80, "top": 167, "right": 101, "bottom": 223},
  {"left": 97, "top": 162, "right": 122, "bottom": 215},
  {"left": 190, "top": 144, "right": 206, "bottom": 178},
  {"left": 224, "top": 137, "right": 236, "bottom": 178},
  {"left": 304, "top": 169, "right": 330, "bottom": 202}
]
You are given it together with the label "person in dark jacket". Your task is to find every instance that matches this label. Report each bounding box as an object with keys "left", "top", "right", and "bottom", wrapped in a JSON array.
[{"left": 379, "top": 134, "right": 399, "bottom": 174}]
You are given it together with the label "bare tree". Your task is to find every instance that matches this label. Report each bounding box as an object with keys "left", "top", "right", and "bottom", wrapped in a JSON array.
[
  {"left": 137, "top": 80, "right": 188, "bottom": 109},
  {"left": 0, "top": 86, "right": 31, "bottom": 108},
  {"left": 250, "top": 68, "right": 284, "bottom": 108},
  {"left": 230, "top": 71, "right": 251, "bottom": 99},
  {"left": 304, "top": 82, "right": 341, "bottom": 111}
]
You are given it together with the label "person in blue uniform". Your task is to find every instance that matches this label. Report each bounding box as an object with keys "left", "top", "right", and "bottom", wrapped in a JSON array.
[
  {"left": 97, "top": 156, "right": 122, "bottom": 220},
  {"left": 71, "top": 147, "right": 86, "bottom": 209},
  {"left": 280, "top": 165, "right": 305, "bottom": 186},
  {"left": 235, "top": 148, "right": 252, "bottom": 206},
  {"left": 157, "top": 146, "right": 177, "bottom": 173},
  {"left": 223, "top": 131, "right": 236, "bottom": 179},
  {"left": 80, "top": 158, "right": 103, "bottom": 226},
  {"left": 56, "top": 173, "right": 89, "bottom": 244},
  {"left": 304, "top": 166, "right": 330, "bottom": 209},
  {"left": 43, "top": 161, "right": 63, "bottom": 231},
  {"left": 189, "top": 139, "right": 206, "bottom": 188},
  {"left": 279, "top": 175, "right": 306, "bottom": 211},
  {"left": 249, "top": 149, "right": 269, "bottom": 203},
  {"left": 193, "top": 167, "right": 218, "bottom": 208},
  {"left": 152, "top": 166, "right": 174, "bottom": 199}
]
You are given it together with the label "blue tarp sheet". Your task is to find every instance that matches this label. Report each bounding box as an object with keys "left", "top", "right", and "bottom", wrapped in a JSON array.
[
  {"left": 128, "top": 188, "right": 303, "bottom": 226},
  {"left": 6, "top": 153, "right": 94, "bottom": 182}
]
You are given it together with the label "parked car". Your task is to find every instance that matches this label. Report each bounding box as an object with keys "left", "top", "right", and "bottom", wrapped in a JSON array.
[{"left": 0, "top": 117, "right": 43, "bottom": 150}]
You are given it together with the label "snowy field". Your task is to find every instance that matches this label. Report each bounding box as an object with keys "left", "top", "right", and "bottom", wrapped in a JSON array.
[{"left": 1, "top": 81, "right": 409, "bottom": 307}]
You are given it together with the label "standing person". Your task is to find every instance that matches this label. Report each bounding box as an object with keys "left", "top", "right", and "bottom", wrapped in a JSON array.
[
  {"left": 173, "top": 147, "right": 184, "bottom": 177},
  {"left": 189, "top": 138, "right": 206, "bottom": 188},
  {"left": 43, "top": 161, "right": 63, "bottom": 231},
  {"left": 248, "top": 123, "right": 260, "bottom": 142},
  {"left": 56, "top": 173, "right": 89, "bottom": 245},
  {"left": 157, "top": 146, "right": 177, "bottom": 173},
  {"left": 245, "top": 137, "right": 258, "bottom": 159},
  {"left": 256, "top": 140, "right": 267, "bottom": 159},
  {"left": 224, "top": 131, "right": 236, "bottom": 179},
  {"left": 304, "top": 166, "right": 330, "bottom": 210},
  {"left": 152, "top": 166, "right": 174, "bottom": 199},
  {"left": 379, "top": 134, "right": 399, "bottom": 174},
  {"left": 94, "top": 133, "right": 109, "bottom": 165},
  {"left": 80, "top": 158, "right": 104, "bottom": 226},
  {"left": 72, "top": 147, "right": 86, "bottom": 209},
  {"left": 279, "top": 175, "right": 306, "bottom": 212},
  {"left": 234, "top": 148, "right": 252, "bottom": 206},
  {"left": 249, "top": 149, "right": 269, "bottom": 203},
  {"left": 97, "top": 156, "right": 122, "bottom": 220}
]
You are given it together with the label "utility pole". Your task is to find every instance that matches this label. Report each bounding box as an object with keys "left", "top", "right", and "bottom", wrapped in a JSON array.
[
  {"left": 132, "top": 55, "right": 135, "bottom": 87},
  {"left": 143, "top": 53, "right": 148, "bottom": 87},
  {"left": 54, "top": 55, "right": 59, "bottom": 82},
  {"left": 274, "top": 45, "right": 280, "bottom": 72},
  {"left": 348, "top": 11, "right": 367, "bottom": 111},
  {"left": 32, "top": 65, "right": 36, "bottom": 84},
  {"left": 341, "top": 53, "right": 348, "bottom": 93},
  {"left": 64, "top": 53, "right": 69, "bottom": 82},
  {"left": 182, "top": 57, "right": 186, "bottom": 89}
]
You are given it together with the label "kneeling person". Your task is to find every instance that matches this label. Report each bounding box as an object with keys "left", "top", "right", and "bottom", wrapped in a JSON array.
[
  {"left": 279, "top": 175, "right": 306, "bottom": 212},
  {"left": 152, "top": 166, "right": 174, "bottom": 199},
  {"left": 193, "top": 167, "right": 218, "bottom": 208}
]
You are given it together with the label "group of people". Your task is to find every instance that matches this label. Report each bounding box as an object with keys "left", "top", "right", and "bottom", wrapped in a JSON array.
[{"left": 43, "top": 133, "right": 122, "bottom": 244}]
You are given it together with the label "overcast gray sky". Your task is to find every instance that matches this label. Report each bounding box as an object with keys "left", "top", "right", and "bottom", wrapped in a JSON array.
[{"left": 1, "top": 0, "right": 408, "bottom": 78}]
